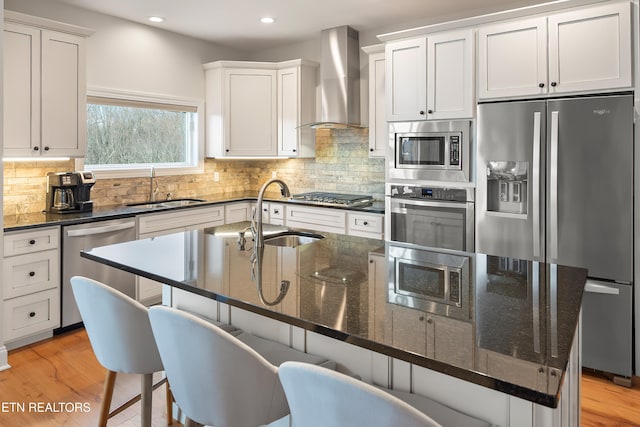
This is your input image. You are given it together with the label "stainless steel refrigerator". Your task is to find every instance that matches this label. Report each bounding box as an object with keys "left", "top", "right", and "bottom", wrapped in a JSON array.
[{"left": 476, "top": 94, "right": 634, "bottom": 381}]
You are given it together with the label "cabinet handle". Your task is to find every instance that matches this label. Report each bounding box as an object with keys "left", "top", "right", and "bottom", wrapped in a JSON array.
[
  {"left": 538, "top": 367, "right": 545, "bottom": 373},
  {"left": 370, "top": 148, "right": 374, "bottom": 152},
  {"left": 33, "top": 146, "right": 39, "bottom": 151},
  {"left": 538, "top": 83, "right": 545, "bottom": 88},
  {"left": 292, "top": 149, "right": 296, "bottom": 152},
  {"left": 363, "top": 221, "right": 369, "bottom": 226},
  {"left": 550, "top": 82, "right": 557, "bottom": 87},
  {"left": 426, "top": 318, "right": 433, "bottom": 324},
  {"left": 550, "top": 370, "right": 558, "bottom": 377},
  {"left": 43, "top": 146, "right": 50, "bottom": 151},
  {"left": 29, "top": 239, "right": 36, "bottom": 245},
  {"left": 427, "top": 109, "right": 433, "bottom": 114},
  {"left": 419, "top": 316, "right": 425, "bottom": 322},
  {"left": 274, "top": 209, "right": 279, "bottom": 214},
  {"left": 29, "top": 271, "right": 35, "bottom": 277},
  {"left": 419, "top": 110, "right": 425, "bottom": 116},
  {"left": 29, "top": 312, "right": 36, "bottom": 318},
  {"left": 226, "top": 149, "right": 230, "bottom": 152}
]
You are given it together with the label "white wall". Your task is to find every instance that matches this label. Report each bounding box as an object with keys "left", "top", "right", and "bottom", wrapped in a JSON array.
[{"left": 4, "top": 0, "right": 248, "bottom": 100}]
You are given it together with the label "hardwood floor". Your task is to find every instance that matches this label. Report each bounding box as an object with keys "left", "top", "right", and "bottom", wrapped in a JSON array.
[
  {"left": 0, "top": 329, "right": 179, "bottom": 426},
  {"left": 1, "top": 328, "right": 639, "bottom": 426}
]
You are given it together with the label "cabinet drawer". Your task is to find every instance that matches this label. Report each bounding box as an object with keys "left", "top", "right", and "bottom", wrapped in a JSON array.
[
  {"left": 4, "top": 288, "right": 60, "bottom": 342},
  {"left": 286, "top": 205, "right": 346, "bottom": 233},
  {"left": 138, "top": 206, "right": 225, "bottom": 234},
  {"left": 269, "top": 203, "right": 285, "bottom": 225},
  {"left": 4, "top": 227, "right": 59, "bottom": 256},
  {"left": 347, "top": 212, "right": 384, "bottom": 238},
  {"left": 3, "top": 249, "right": 59, "bottom": 298}
]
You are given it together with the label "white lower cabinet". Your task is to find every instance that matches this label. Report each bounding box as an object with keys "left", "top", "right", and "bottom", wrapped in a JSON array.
[
  {"left": 225, "top": 202, "right": 251, "bottom": 223},
  {"left": 136, "top": 205, "right": 225, "bottom": 305},
  {"left": 2, "top": 226, "right": 60, "bottom": 348},
  {"left": 347, "top": 212, "right": 384, "bottom": 239}
]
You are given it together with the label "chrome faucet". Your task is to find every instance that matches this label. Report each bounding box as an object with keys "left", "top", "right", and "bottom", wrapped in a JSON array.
[
  {"left": 149, "top": 166, "right": 158, "bottom": 202},
  {"left": 252, "top": 178, "right": 291, "bottom": 248}
]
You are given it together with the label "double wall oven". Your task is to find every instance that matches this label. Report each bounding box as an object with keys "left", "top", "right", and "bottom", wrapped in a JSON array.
[{"left": 386, "top": 119, "right": 475, "bottom": 252}]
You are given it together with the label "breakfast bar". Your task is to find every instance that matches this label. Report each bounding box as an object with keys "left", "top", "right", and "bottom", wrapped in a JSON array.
[{"left": 81, "top": 221, "right": 587, "bottom": 427}]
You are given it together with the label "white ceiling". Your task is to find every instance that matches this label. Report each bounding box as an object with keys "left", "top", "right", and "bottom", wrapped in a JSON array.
[{"left": 54, "top": 0, "right": 556, "bottom": 51}]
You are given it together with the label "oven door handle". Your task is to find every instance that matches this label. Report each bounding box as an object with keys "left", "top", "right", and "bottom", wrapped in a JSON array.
[{"left": 390, "top": 199, "right": 467, "bottom": 210}]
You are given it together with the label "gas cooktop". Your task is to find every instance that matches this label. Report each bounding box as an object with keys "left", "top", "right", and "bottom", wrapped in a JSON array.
[{"left": 290, "top": 192, "right": 374, "bottom": 208}]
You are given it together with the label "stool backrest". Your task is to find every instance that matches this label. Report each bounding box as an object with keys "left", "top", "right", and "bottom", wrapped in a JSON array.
[
  {"left": 70, "top": 276, "right": 163, "bottom": 374},
  {"left": 279, "top": 361, "right": 442, "bottom": 427},
  {"left": 148, "top": 305, "right": 289, "bottom": 427}
]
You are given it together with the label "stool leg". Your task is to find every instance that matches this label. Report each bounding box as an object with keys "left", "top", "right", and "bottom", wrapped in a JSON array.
[
  {"left": 165, "top": 380, "right": 174, "bottom": 425},
  {"left": 141, "top": 373, "right": 153, "bottom": 427},
  {"left": 99, "top": 370, "right": 117, "bottom": 427}
]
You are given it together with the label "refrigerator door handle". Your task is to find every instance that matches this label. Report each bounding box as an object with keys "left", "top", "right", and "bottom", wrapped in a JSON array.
[
  {"left": 532, "top": 111, "right": 541, "bottom": 258},
  {"left": 549, "top": 111, "right": 559, "bottom": 261},
  {"left": 584, "top": 280, "right": 620, "bottom": 296}
]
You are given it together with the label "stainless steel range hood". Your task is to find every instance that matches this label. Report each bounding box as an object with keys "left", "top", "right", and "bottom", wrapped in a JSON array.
[{"left": 306, "top": 26, "right": 362, "bottom": 129}]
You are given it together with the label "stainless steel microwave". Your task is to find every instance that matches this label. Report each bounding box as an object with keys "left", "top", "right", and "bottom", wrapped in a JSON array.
[
  {"left": 388, "top": 120, "right": 473, "bottom": 183},
  {"left": 387, "top": 243, "right": 471, "bottom": 320}
]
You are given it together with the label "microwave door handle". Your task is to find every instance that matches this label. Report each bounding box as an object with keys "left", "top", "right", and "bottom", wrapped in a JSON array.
[
  {"left": 532, "top": 111, "right": 541, "bottom": 259},
  {"left": 549, "top": 111, "right": 559, "bottom": 261}
]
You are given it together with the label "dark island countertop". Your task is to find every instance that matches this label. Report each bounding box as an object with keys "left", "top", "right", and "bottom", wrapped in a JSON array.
[
  {"left": 3, "top": 191, "right": 385, "bottom": 232},
  {"left": 81, "top": 221, "right": 586, "bottom": 408}
]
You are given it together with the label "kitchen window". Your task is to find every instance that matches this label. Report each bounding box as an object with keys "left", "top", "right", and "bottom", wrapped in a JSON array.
[{"left": 77, "top": 90, "right": 204, "bottom": 178}]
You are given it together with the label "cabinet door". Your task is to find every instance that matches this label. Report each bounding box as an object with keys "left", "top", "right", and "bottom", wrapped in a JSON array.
[
  {"left": 390, "top": 306, "right": 427, "bottom": 355},
  {"left": 478, "top": 17, "right": 547, "bottom": 100},
  {"left": 547, "top": 2, "right": 631, "bottom": 94},
  {"left": 224, "top": 68, "right": 277, "bottom": 156},
  {"left": 278, "top": 67, "right": 299, "bottom": 156},
  {"left": 3, "top": 23, "right": 41, "bottom": 156},
  {"left": 225, "top": 202, "right": 251, "bottom": 223},
  {"left": 427, "top": 29, "right": 474, "bottom": 119},
  {"left": 430, "top": 315, "right": 474, "bottom": 369},
  {"left": 41, "top": 30, "right": 86, "bottom": 156},
  {"left": 367, "top": 50, "right": 387, "bottom": 156},
  {"left": 385, "top": 37, "right": 427, "bottom": 121}
]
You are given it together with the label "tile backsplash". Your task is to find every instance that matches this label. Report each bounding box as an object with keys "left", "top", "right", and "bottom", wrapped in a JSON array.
[{"left": 3, "top": 128, "right": 385, "bottom": 216}]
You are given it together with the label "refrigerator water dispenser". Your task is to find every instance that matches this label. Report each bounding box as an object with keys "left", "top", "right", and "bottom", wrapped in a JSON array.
[{"left": 486, "top": 161, "right": 528, "bottom": 215}]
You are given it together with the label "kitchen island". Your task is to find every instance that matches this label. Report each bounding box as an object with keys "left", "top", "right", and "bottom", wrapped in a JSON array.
[{"left": 82, "top": 221, "right": 586, "bottom": 427}]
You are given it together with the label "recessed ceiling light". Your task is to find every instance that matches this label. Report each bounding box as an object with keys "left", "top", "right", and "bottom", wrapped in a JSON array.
[
  {"left": 260, "top": 17, "right": 275, "bottom": 24},
  {"left": 148, "top": 16, "right": 164, "bottom": 23}
]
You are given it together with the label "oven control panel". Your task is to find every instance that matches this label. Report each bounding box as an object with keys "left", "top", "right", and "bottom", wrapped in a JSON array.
[{"left": 388, "top": 185, "right": 472, "bottom": 202}]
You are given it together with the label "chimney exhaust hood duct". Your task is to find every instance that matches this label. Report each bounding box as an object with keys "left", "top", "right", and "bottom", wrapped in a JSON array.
[{"left": 306, "top": 26, "right": 362, "bottom": 129}]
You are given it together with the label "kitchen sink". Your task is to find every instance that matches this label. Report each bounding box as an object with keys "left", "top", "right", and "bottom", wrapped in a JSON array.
[
  {"left": 126, "top": 198, "right": 206, "bottom": 209},
  {"left": 264, "top": 231, "right": 324, "bottom": 248}
]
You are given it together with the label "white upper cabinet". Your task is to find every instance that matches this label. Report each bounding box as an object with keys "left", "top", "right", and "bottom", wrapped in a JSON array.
[
  {"left": 547, "top": 2, "right": 632, "bottom": 95},
  {"left": 385, "top": 37, "right": 427, "bottom": 121},
  {"left": 385, "top": 29, "right": 474, "bottom": 122},
  {"left": 3, "top": 13, "right": 91, "bottom": 157},
  {"left": 426, "top": 29, "right": 475, "bottom": 120},
  {"left": 277, "top": 60, "right": 317, "bottom": 157},
  {"left": 478, "top": 2, "right": 631, "bottom": 100},
  {"left": 478, "top": 17, "right": 548, "bottom": 99},
  {"left": 362, "top": 44, "right": 386, "bottom": 157},
  {"left": 205, "top": 62, "right": 277, "bottom": 157},
  {"left": 204, "top": 59, "right": 317, "bottom": 158}
]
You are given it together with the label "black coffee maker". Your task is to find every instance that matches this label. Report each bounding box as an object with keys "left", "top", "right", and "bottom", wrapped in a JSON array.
[{"left": 45, "top": 171, "right": 96, "bottom": 213}]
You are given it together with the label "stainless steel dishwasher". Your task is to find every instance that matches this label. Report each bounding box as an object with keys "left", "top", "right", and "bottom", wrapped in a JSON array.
[{"left": 59, "top": 218, "right": 137, "bottom": 331}]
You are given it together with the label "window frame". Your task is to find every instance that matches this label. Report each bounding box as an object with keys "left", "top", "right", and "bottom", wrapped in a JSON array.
[{"left": 77, "top": 87, "right": 205, "bottom": 179}]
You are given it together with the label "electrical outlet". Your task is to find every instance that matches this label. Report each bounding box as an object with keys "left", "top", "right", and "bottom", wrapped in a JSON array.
[
  {"left": 271, "top": 171, "right": 277, "bottom": 179},
  {"left": 214, "top": 172, "right": 220, "bottom": 182}
]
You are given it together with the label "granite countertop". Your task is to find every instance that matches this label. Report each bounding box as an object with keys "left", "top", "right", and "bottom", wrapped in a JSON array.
[
  {"left": 3, "top": 192, "right": 385, "bottom": 231},
  {"left": 82, "top": 221, "right": 587, "bottom": 408}
]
